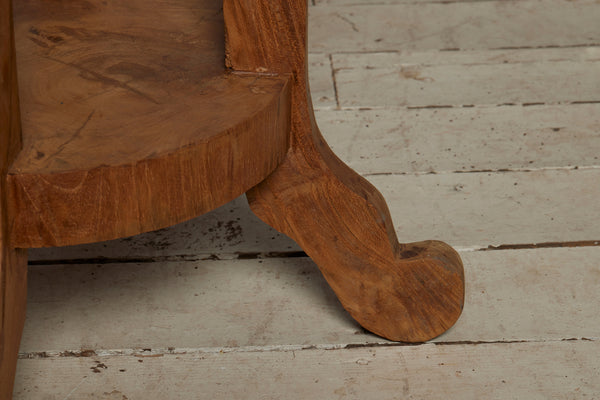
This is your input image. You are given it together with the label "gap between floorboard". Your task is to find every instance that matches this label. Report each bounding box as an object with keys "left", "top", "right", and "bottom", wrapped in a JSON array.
[
  {"left": 308, "top": 43, "right": 600, "bottom": 55},
  {"left": 26, "top": 239, "right": 600, "bottom": 266},
  {"left": 17, "top": 337, "right": 599, "bottom": 360}
]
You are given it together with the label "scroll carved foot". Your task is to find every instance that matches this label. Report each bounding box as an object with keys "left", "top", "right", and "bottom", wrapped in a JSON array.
[
  {"left": 247, "top": 130, "right": 464, "bottom": 342},
  {"left": 226, "top": 0, "right": 464, "bottom": 342}
]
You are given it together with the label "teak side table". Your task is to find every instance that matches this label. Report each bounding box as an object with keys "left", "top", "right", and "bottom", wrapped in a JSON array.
[{"left": 1, "top": 0, "right": 465, "bottom": 395}]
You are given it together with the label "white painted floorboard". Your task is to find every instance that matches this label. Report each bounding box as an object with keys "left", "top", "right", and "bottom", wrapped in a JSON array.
[
  {"left": 333, "top": 50, "right": 600, "bottom": 108},
  {"left": 15, "top": 341, "right": 600, "bottom": 400},
  {"left": 309, "top": 0, "right": 600, "bottom": 52},
  {"left": 318, "top": 104, "right": 600, "bottom": 174},
  {"left": 15, "top": 0, "right": 600, "bottom": 398},
  {"left": 19, "top": 247, "right": 600, "bottom": 353}
]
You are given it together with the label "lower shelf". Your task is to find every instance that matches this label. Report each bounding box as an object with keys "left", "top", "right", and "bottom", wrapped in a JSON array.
[
  {"left": 9, "top": 0, "right": 291, "bottom": 248},
  {"left": 9, "top": 73, "right": 290, "bottom": 248}
]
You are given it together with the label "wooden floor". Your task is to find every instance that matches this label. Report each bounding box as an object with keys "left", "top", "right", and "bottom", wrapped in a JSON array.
[{"left": 14, "top": 0, "right": 600, "bottom": 398}]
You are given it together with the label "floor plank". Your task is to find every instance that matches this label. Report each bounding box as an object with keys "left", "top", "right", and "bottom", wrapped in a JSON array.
[
  {"left": 14, "top": 340, "right": 600, "bottom": 399},
  {"left": 318, "top": 104, "right": 600, "bottom": 174},
  {"left": 308, "top": 53, "right": 337, "bottom": 109},
  {"left": 315, "top": 0, "right": 500, "bottom": 4},
  {"left": 19, "top": 247, "right": 600, "bottom": 353},
  {"left": 332, "top": 48, "right": 600, "bottom": 108},
  {"left": 369, "top": 169, "right": 600, "bottom": 247},
  {"left": 309, "top": 0, "right": 600, "bottom": 53}
]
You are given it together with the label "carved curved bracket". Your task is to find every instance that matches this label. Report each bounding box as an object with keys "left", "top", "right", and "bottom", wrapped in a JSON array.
[{"left": 224, "top": 0, "right": 464, "bottom": 342}]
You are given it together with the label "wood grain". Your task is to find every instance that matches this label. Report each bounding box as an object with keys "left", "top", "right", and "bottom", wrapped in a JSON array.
[
  {"left": 225, "top": 0, "right": 464, "bottom": 342},
  {"left": 1, "top": 0, "right": 28, "bottom": 397},
  {"left": 14, "top": 341, "right": 600, "bottom": 399},
  {"left": 9, "top": 74, "right": 291, "bottom": 248},
  {"left": 8, "top": 0, "right": 292, "bottom": 248},
  {"left": 27, "top": 168, "right": 600, "bottom": 261}
]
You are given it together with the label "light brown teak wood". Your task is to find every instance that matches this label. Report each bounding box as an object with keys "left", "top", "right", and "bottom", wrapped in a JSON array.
[
  {"left": 1, "top": 0, "right": 464, "bottom": 396},
  {"left": 1, "top": 0, "right": 28, "bottom": 396}
]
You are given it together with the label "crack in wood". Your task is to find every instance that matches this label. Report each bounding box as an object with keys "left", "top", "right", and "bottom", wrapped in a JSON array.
[
  {"left": 18, "top": 337, "right": 598, "bottom": 360},
  {"left": 27, "top": 239, "right": 600, "bottom": 267},
  {"left": 482, "top": 240, "right": 600, "bottom": 251}
]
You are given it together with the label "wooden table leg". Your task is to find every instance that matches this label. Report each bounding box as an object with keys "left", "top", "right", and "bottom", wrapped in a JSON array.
[
  {"left": 225, "top": 0, "right": 464, "bottom": 342},
  {"left": 247, "top": 147, "right": 464, "bottom": 342},
  {"left": 1, "top": 0, "right": 28, "bottom": 396},
  {"left": 0, "top": 239, "right": 27, "bottom": 399}
]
